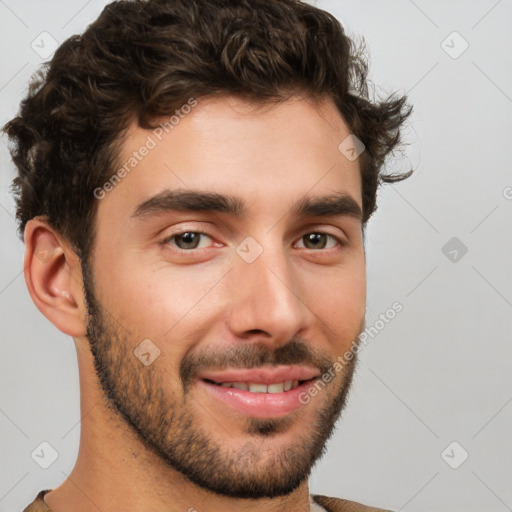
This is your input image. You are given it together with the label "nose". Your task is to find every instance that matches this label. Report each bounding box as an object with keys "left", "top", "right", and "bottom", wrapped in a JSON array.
[{"left": 226, "top": 240, "right": 314, "bottom": 346}]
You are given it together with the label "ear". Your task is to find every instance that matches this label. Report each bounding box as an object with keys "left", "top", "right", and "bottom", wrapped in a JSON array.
[{"left": 23, "top": 217, "right": 88, "bottom": 337}]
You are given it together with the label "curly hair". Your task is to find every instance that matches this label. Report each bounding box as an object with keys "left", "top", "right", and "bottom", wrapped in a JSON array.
[{"left": 3, "top": 0, "right": 412, "bottom": 263}]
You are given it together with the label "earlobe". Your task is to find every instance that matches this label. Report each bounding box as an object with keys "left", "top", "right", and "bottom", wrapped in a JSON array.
[{"left": 23, "top": 217, "right": 88, "bottom": 337}]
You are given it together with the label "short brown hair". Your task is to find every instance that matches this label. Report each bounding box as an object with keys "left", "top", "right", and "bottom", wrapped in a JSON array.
[{"left": 3, "top": 0, "right": 412, "bottom": 262}]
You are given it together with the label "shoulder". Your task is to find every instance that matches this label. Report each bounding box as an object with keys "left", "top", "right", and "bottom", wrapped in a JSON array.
[
  {"left": 22, "top": 490, "right": 52, "bottom": 512},
  {"left": 312, "top": 494, "right": 394, "bottom": 512}
]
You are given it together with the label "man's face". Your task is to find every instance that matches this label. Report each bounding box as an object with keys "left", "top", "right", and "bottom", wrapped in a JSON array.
[{"left": 83, "top": 95, "right": 366, "bottom": 498}]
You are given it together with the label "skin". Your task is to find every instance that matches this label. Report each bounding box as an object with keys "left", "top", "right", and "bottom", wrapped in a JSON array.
[{"left": 24, "top": 94, "right": 366, "bottom": 512}]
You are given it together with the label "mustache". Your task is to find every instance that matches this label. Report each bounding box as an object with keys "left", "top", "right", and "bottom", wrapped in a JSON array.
[{"left": 179, "top": 337, "right": 334, "bottom": 394}]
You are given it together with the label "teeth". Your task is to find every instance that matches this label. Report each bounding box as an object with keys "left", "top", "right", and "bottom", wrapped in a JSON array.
[
  {"left": 213, "top": 380, "right": 304, "bottom": 392},
  {"left": 267, "top": 383, "right": 284, "bottom": 393},
  {"left": 248, "top": 383, "right": 268, "bottom": 393}
]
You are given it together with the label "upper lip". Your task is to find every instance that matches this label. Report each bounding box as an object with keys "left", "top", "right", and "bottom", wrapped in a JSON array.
[{"left": 198, "top": 365, "right": 321, "bottom": 385}]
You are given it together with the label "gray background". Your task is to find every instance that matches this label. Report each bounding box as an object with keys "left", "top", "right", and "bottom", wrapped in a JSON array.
[{"left": 1, "top": 1, "right": 511, "bottom": 511}]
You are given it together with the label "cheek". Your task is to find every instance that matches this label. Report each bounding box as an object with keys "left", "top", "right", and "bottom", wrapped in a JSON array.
[
  {"left": 93, "top": 250, "right": 228, "bottom": 348},
  {"left": 328, "top": 282, "right": 365, "bottom": 331},
  {"left": 304, "top": 264, "right": 366, "bottom": 345}
]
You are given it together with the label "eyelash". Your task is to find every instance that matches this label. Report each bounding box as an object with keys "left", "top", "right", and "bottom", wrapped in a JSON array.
[
  {"left": 159, "top": 229, "right": 212, "bottom": 251},
  {"left": 296, "top": 231, "right": 346, "bottom": 251},
  {"left": 159, "top": 229, "right": 345, "bottom": 252}
]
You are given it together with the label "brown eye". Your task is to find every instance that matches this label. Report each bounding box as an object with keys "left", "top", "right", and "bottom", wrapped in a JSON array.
[
  {"left": 166, "top": 231, "right": 211, "bottom": 250},
  {"left": 298, "top": 232, "right": 339, "bottom": 250}
]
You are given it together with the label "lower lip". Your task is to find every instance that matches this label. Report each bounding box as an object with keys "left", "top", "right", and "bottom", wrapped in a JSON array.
[{"left": 197, "top": 379, "right": 317, "bottom": 418}]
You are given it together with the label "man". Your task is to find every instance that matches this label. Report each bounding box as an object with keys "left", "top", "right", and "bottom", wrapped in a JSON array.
[{"left": 4, "top": 0, "right": 412, "bottom": 510}]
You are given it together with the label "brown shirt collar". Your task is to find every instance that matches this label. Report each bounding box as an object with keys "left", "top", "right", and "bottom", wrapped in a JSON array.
[{"left": 23, "top": 489, "right": 393, "bottom": 512}]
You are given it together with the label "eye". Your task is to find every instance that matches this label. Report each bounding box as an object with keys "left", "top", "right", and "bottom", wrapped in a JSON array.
[
  {"left": 162, "top": 231, "right": 213, "bottom": 250},
  {"left": 296, "top": 232, "right": 342, "bottom": 250}
]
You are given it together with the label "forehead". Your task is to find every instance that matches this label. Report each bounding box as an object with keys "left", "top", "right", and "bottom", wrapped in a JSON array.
[{"left": 98, "top": 94, "right": 362, "bottom": 224}]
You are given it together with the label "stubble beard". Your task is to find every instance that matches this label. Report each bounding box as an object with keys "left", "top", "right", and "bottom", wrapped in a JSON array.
[{"left": 81, "top": 259, "right": 362, "bottom": 499}]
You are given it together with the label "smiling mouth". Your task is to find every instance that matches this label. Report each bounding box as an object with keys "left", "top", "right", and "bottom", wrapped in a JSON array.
[
  {"left": 198, "top": 372, "right": 322, "bottom": 418},
  {"left": 202, "top": 378, "right": 317, "bottom": 393}
]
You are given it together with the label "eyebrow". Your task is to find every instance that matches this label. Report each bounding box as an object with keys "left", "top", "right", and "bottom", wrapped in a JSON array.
[{"left": 131, "top": 190, "right": 362, "bottom": 222}]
